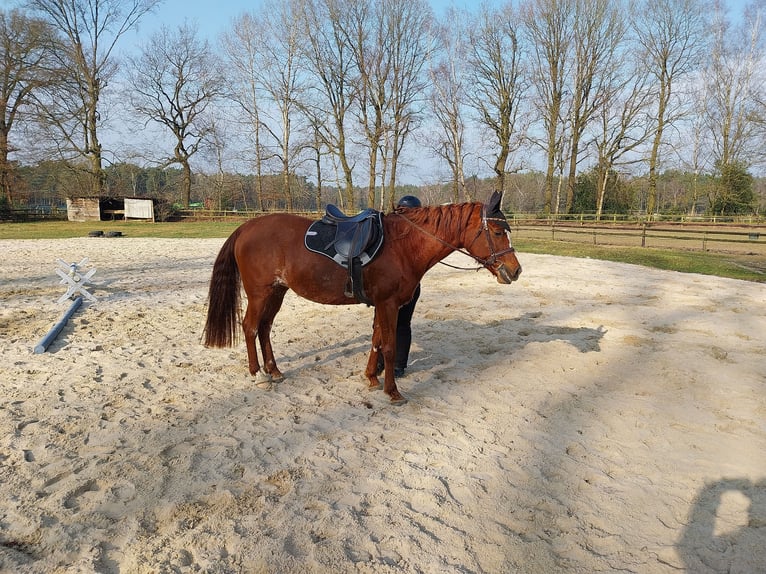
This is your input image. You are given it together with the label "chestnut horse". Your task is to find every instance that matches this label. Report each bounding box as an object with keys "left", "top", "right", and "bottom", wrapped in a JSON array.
[{"left": 203, "top": 191, "right": 522, "bottom": 402}]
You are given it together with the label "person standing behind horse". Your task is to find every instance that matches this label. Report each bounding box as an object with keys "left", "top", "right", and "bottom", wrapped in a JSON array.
[{"left": 378, "top": 195, "right": 422, "bottom": 377}]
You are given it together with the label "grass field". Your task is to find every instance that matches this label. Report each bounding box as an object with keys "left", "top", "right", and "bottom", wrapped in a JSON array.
[
  {"left": 0, "top": 220, "right": 242, "bottom": 239},
  {"left": 1, "top": 219, "right": 764, "bottom": 282}
]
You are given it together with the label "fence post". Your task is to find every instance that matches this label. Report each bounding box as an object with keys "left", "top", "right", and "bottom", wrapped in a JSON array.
[{"left": 641, "top": 223, "right": 647, "bottom": 248}]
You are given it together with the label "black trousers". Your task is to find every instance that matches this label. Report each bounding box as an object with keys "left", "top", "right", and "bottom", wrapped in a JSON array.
[{"left": 394, "top": 284, "right": 420, "bottom": 369}]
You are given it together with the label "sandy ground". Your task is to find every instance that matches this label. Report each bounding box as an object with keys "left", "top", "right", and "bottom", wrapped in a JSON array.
[{"left": 0, "top": 236, "right": 764, "bottom": 574}]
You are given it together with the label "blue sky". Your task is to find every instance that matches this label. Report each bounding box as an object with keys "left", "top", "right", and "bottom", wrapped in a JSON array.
[
  {"left": 127, "top": 0, "right": 467, "bottom": 48},
  {"left": 3, "top": 0, "right": 757, "bottom": 182},
  {"left": 125, "top": 0, "right": 753, "bottom": 49},
  {"left": 3, "top": 0, "right": 753, "bottom": 51}
]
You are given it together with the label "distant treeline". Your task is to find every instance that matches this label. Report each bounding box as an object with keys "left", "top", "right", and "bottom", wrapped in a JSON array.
[{"left": 3, "top": 159, "right": 764, "bottom": 219}]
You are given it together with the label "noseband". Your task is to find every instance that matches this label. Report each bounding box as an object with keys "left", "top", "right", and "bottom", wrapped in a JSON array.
[{"left": 395, "top": 204, "right": 515, "bottom": 274}]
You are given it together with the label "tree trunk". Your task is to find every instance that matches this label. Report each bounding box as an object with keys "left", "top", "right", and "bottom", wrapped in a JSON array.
[
  {"left": 565, "top": 128, "right": 581, "bottom": 213},
  {"left": 282, "top": 163, "right": 292, "bottom": 212},
  {"left": 544, "top": 115, "right": 558, "bottom": 214},
  {"left": 367, "top": 148, "right": 378, "bottom": 209},
  {"left": 554, "top": 169, "right": 564, "bottom": 215},
  {"left": 647, "top": 119, "right": 663, "bottom": 217},
  {"left": 181, "top": 160, "right": 192, "bottom": 208},
  {"left": 336, "top": 126, "right": 355, "bottom": 208},
  {"left": 596, "top": 167, "right": 607, "bottom": 220},
  {"left": 494, "top": 148, "right": 508, "bottom": 195},
  {"left": 87, "top": 99, "right": 104, "bottom": 196},
  {"left": 387, "top": 130, "right": 403, "bottom": 206},
  {"left": 0, "top": 128, "right": 11, "bottom": 204}
]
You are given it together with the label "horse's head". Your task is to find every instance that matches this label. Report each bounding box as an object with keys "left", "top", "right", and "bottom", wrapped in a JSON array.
[{"left": 467, "top": 191, "right": 522, "bottom": 284}]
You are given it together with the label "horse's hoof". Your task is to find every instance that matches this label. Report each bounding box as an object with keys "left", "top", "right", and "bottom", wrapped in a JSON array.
[
  {"left": 388, "top": 393, "right": 408, "bottom": 405},
  {"left": 255, "top": 371, "right": 275, "bottom": 390},
  {"left": 264, "top": 367, "right": 285, "bottom": 383},
  {"left": 367, "top": 378, "right": 381, "bottom": 390}
]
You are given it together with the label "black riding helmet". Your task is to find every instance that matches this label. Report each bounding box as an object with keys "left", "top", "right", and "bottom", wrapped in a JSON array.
[{"left": 397, "top": 195, "right": 421, "bottom": 208}]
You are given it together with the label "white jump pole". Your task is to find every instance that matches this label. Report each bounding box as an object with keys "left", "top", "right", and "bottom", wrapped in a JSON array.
[{"left": 34, "top": 295, "right": 84, "bottom": 354}]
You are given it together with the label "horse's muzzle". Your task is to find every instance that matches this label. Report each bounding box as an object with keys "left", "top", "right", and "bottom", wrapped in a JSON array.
[{"left": 496, "top": 262, "right": 522, "bottom": 284}]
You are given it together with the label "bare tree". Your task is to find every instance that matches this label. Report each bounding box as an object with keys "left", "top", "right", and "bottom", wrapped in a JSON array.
[
  {"left": 25, "top": 0, "right": 160, "bottom": 196},
  {"left": 522, "top": 0, "right": 575, "bottom": 214},
  {"left": 129, "top": 23, "right": 225, "bottom": 207},
  {"left": 340, "top": 0, "right": 386, "bottom": 207},
  {"left": 466, "top": 2, "right": 528, "bottom": 196},
  {"left": 591, "top": 55, "right": 654, "bottom": 218},
  {"left": 428, "top": 8, "right": 468, "bottom": 203},
  {"left": 223, "top": 3, "right": 305, "bottom": 211},
  {"left": 298, "top": 0, "right": 358, "bottom": 208},
  {"left": 563, "top": 0, "right": 625, "bottom": 213},
  {"left": 0, "top": 9, "right": 53, "bottom": 204},
  {"left": 381, "top": 0, "right": 433, "bottom": 205},
  {"left": 205, "top": 115, "right": 243, "bottom": 211},
  {"left": 304, "top": 114, "right": 330, "bottom": 210},
  {"left": 632, "top": 0, "right": 709, "bottom": 216},
  {"left": 323, "top": 0, "right": 432, "bottom": 209},
  {"left": 221, "top": 14, "right": 266, "bottom": 211},
  {"left": 704, "top": 2, "right": 766, "bottom": 171},
  {"left": 679, "top": 82, "right": 714, "bottom": 215}
]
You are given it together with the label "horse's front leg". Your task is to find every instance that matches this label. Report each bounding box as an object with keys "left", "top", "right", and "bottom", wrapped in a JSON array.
[{"left": 370, "top": 303, "right": 405, "bottom": 403}]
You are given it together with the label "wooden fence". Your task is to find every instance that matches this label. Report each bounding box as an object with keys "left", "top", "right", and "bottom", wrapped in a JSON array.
[
  {"left": 0, "top": 206, "right": 68, "bottom": 222},
  {"left": 512, "top": 220, "right": 766, "bottom": 255},
  {"left": 171, "top": 208, "right": 765, "bottom": 255},
  {"left": 3, "top": 205, "right": 764, "bottom": 255}
]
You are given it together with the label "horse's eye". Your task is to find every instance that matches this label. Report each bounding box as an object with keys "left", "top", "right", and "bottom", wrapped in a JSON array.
[{"left": 493, "top": 230, "right": 504, "bottom": 237}]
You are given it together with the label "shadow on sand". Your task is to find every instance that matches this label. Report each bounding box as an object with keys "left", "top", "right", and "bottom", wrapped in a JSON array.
[{"left": 678, "top": 478, "right": 766, "bottom": 573}]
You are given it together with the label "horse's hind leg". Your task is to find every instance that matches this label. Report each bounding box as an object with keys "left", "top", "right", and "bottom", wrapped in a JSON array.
[
  {"left": 242, "top": 296, "right": 264, "bottom": 377},
  {"left": 242, "top": 287, "right": 281, "bottom": 377},
  {"left": 258, "top": 286, "right": 288, "bottom": 380}
]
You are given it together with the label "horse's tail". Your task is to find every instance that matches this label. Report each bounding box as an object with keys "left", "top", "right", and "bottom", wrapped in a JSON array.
[{"left": 203, "top": 228, "right": 242, "bottom": 348}]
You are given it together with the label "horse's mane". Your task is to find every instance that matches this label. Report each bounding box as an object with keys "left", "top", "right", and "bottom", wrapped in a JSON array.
[
  {"left": 395, "top": 201, "right": 480, "bottom": 227},
  {"left": 388, "top": 202, "right": 482, "bottom": 250}
]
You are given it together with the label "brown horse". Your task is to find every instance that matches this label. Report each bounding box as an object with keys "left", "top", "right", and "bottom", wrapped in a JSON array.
[{"left": 203, "top": 191, "right": 522, "bottom": 402}]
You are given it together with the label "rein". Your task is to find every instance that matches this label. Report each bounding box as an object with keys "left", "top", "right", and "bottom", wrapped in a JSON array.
[
  {"left": 438, "top": 259, "right": 484, "bottom": 272},
  {"left": 394, "top": 205, "right": 515, "bottom": 273}
]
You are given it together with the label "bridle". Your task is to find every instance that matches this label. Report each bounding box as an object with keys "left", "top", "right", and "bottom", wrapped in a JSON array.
[
  {"left": 468, "top": 204, "right": 517, "bottom": 268},
  {"left": 395, "top": 204, "right": 516, "bottom": 274}
]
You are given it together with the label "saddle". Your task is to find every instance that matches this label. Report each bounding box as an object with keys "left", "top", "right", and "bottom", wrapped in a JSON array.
[{"left": 304, "top": 205, "right": 384, "bottom": 305}]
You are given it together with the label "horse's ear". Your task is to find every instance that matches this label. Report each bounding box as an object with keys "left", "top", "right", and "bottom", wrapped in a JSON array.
[
  {"left": 486, "top": 190, "right": 510, "bottom": 230},
  {"left": 487, "top": 190, "right": 503, "bottom": 211}
]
